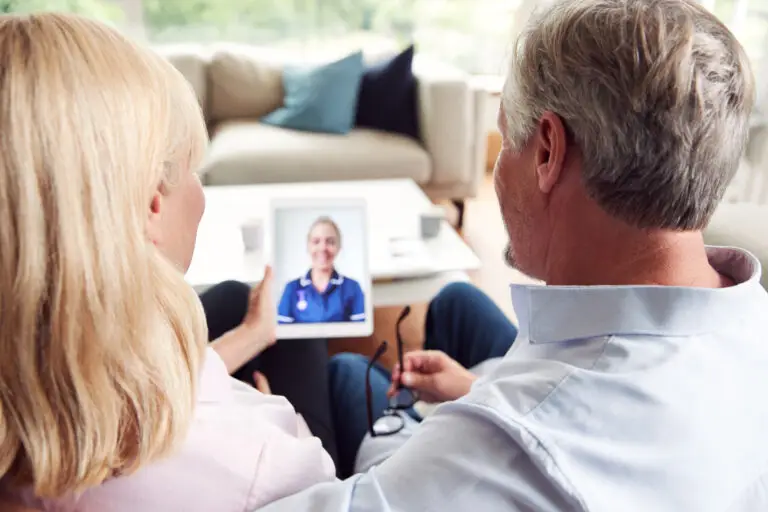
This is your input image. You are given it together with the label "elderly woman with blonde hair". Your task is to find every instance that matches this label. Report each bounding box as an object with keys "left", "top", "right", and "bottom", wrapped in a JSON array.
[{"left": 0, "top": 13, "right": 336, "bottom": 511}]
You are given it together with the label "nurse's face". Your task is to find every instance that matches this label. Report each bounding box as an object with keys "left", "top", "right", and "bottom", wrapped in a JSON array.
[{"left": 308, "top": 222, "right": 339, "bottom": 272}]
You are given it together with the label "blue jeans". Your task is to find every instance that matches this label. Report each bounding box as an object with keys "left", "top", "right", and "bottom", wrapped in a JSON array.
[{"left": 328, "top": 282, "right": 519, "bottom": 478}]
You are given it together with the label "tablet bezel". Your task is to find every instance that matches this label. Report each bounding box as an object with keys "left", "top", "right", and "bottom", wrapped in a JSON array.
[{"left": 266, "top": 196, "right": 373, "bottom": 340}]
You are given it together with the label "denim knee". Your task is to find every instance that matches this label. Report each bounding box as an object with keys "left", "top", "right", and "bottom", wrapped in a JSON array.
[
  {"left": 329, "top": 353, "right": 371, "bottom": 389},
  {"left": 430, "top": 281, "right": 479, "bottom": 313}
]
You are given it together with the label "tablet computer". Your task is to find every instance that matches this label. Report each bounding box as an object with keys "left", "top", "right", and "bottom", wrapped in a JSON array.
[{"left": 266, "top": 197, "right": 373, "bottom": 339}]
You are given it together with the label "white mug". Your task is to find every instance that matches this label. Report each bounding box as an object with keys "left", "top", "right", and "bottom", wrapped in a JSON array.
[
  {"left": 241, "top": 218, "right": 264, "bottom": 252},
  {"left": 420, "top": 206, "right": 445, "bottom": 239}
]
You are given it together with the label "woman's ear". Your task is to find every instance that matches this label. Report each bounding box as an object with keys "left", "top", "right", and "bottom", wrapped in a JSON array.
[{"left": 147, "top": 190, "right": 163, "bottom": 246}]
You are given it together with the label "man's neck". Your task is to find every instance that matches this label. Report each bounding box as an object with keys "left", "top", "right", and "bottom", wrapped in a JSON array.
[{"left": 544, "top": 215, "right": 728, "bottom": 288}]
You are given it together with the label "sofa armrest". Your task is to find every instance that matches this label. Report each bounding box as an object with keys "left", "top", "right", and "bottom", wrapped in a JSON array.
[{"left": 414, "top": 61, "right": 478, "bottom": 197}]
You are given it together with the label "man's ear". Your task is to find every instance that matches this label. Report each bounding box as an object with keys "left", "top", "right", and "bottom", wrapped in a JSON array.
[
  {"left": 146, "top": 190, "right": 163, "bottom": 246},
  {"left": 535, "top": 111, "right": 568, "bottom": 194}
]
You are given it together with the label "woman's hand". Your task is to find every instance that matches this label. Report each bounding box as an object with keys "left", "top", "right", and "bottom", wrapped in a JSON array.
[
  {"left": 210, "top": 267, "right": 277, "bottom": 374},
  {"left": 253, "top": 371, "right": 272, "bottom": 394},
  {"left": 241, "top": 265, "right": 277, "bottom": 352},
  {"left": 388, "top": 350, "right": 477, "bottom": 403}
]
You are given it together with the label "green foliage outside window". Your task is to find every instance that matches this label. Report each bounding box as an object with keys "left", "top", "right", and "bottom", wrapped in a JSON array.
[
  {"left": 2, "top": 0, "right": 766, "bottom": 77},
  {"left": 139, "top": 0, "right": 418, "bottom": 44},
  {"left": 0, "top": 0, "right": 120, "bottom": 19}
]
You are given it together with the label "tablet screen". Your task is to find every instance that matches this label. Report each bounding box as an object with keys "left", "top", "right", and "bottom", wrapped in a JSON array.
[{"left": 268, "top": 197, "right": 373, "bottom": 339}]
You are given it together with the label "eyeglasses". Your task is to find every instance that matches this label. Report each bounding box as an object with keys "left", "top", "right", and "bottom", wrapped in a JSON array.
[{"left": 366, "top": 306, "right": 419, "bottom": 437}]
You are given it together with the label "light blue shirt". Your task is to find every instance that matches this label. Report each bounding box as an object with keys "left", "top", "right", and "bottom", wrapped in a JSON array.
[{"left": 259, "top": 247, "right": 768, "bottom": 512}]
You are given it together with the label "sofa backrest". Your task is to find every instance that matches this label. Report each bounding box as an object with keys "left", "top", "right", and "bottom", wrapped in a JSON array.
[
  {"left": 153, "top": 44, "right": 211, "bottom": 115},
  {"left": 154, "top": 44, "right": 330, "bottom": 125},
  {"left": 153, "top": 43, "right": 470, "bottom": 133},
  {"left": 206, "top": 45, "right": 285, "bottom": 124}
]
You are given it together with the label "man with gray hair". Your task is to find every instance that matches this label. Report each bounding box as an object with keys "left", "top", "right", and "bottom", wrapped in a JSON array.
[{"left": 260, "top": 0, "right": 768, "bottom": 510}]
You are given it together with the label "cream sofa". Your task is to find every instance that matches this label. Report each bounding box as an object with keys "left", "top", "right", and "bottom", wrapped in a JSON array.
[{"left": 156, "top": 45, "right": 483, "bottom": 215}]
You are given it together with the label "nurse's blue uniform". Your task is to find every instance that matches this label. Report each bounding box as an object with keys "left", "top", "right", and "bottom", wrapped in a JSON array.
[{"left": 278, "top": 269, "right": 366, "bottom": 324}]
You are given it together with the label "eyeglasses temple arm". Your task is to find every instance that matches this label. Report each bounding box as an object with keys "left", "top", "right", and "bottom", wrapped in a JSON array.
[
  {"left": 365, "top": 363, "right": 375, "bottom": 437},
  {"left": 395, "top": 306, "right": 411, "bottom": 390},
  {"left": 366, "top": 340, "right": 389, "bottom": 438}
]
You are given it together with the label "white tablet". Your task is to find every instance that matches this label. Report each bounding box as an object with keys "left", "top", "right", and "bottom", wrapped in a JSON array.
[{"left": 266, "top": 197, "right": 373, "bottom": 339}]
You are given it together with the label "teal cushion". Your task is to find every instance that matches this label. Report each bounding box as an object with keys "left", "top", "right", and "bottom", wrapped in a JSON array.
[{"left": 262, "top": 52, "right": 365, "bottom": 135}]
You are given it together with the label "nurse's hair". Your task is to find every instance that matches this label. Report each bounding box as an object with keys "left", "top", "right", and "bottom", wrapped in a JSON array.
[
  {"left": 308, "top": 216, "right": 342, "bottom": 248},
  {"left": 0, "top": 13, "right": 208, "bottom": 498}
]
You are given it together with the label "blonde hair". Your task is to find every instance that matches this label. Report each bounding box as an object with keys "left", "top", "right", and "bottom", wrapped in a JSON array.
[
  {"left": 0, "top": 13, "right": 208, "bottom": 497},
  {"left": 308, "top": 216, "right": 342, "bottom": 247},
  {"left": 502, "top": 0, "right": 755, "bottom": 230}
]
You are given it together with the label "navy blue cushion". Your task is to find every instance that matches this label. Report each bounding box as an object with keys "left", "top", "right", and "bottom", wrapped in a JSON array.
[
  {"left": 262, "top": 52, "right": 365, "bottom": 135},
  {"left": 355, "top": 45, "right": 420, "bottom": 141}
]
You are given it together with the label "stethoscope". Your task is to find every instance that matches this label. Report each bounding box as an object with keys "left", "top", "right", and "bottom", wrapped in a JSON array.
[
  {"left": 296, "top": 278, "right": 340, "bottom": 311},
  {"left": 296, "top": 290, "right": 308, "bottom": 311}
]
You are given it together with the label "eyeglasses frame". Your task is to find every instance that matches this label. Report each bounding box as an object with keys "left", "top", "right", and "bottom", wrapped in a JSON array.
[{"left": 365, "top": 306, "right": 418, "bottom": 437}]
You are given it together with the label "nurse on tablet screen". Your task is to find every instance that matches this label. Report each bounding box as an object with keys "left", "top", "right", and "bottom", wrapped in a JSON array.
[{"left": 278, "top": 216, "right": 365, "bottom": 324}]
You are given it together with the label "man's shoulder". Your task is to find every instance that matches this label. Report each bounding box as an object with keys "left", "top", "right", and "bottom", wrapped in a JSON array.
[
  {"left": 458, "top": 329, "right": 768, "bottom": 511},
  {"left": 382, "top": 394, "right": 584, "bottom": 511},
  {"left": 464, "top": 338, "right": 606, "bottom": 418}
]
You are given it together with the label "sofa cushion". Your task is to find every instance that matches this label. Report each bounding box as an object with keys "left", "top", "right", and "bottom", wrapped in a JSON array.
[
  {"left": 704, "top": 202, "right": 768, "bottom": 288},
  {"left": 207, "top": 47, "right": 284, "bottom": 123},
  {"left": 200, "top": 121, "right": 431, "bottom": 185},
  {"left": 262, "top": 52, "right": 365, "bottom": 135},
  {"left": 356, "top": 45, "right": 420, "bottom": 141}
]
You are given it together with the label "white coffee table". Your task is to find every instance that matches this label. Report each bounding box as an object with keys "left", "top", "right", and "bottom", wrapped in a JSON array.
[{"left": 187, "top": 179, "right": 481, "bottom": 306}]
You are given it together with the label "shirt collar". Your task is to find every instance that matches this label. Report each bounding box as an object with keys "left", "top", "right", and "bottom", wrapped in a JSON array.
[
  {"left": 299, "top": 269, "right": 344, "bottom": 288},
  {"left": 510, "top": 247, "right": 765, "bottom": 344}
]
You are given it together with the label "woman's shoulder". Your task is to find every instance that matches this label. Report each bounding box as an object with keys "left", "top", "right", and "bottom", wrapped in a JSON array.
[
  {"left": 196, "top": 350, "right": 303, "bottom": 433},
  {"left": 184, "top": 372, "right": 336, "bottom": 508},
  {"left": 59, "top": 352, "right": 333, "bottom": 511},
  {"left": 190, "top": 351, "right": 335, "bottom": 505}
]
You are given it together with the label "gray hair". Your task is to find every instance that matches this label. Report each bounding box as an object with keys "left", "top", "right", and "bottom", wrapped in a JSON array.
[{"left": 502, "top": 0, "right": 755, "bottom": 230}]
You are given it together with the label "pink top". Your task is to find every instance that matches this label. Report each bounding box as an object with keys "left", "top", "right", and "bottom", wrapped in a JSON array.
[{"left": 5, "top": 348, "right": 336, "bottom": 511}]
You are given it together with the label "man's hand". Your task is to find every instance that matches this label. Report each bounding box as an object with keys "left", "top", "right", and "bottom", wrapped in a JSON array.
[
  {"left": 389, "top": 350, "right": 477, "bottom": 403},
  {"left": 241, "top": 265, "right": 277, "bottom": 353}
]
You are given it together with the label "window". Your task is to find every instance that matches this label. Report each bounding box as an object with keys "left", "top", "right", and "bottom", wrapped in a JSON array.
[
  {"left": 132, "top": 0, "right": 525, "bottom": 75},
  {"left": 0, "top": 0, "right": 522, "bottom": 75},
  {"left": 4, "top": 0, "right": 768, "bottom": 90}
]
